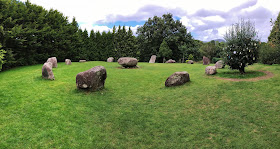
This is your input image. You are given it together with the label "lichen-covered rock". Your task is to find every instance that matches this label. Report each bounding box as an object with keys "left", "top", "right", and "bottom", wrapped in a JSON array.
[
  {"left": 165, "top": 59, "right": 176, "bottom": 63},
  {"left": 47, "top": 57, "right": 57, "bottom": 68},
  {"left": 203, "top": 56, "right": 210, "bottom": 65},
  {"left": 165, "top": 71, "right": 190, "bottom": 87},
  {"left": 205, "top": 66, "right": 217, "bottom": 75},
  {"left": 42, "top": 62, "right": 55, "bottom": 80},
  {"left": 79, "top": 60, "right": 86, "bottom": 62},
  {"left": 117, "top": 57, "right": 138, "bottom": 68},
  {"left": 107, "top": 57, "right": 114, "bottom": 62},
  {"left": 65, "top": 59, "right": 71, "bottom": 65},
  {"left": 187, "top": 60, "right": 194, "bottom": 64},
  {"left": 76, "top": 66, "right": 107, "bottom": 91},
  {"left": 215, "top": 60, "right": 225, "bottom": 69},
  {"left": 149, "top": 55, "right": 156, "bottom": 63}
]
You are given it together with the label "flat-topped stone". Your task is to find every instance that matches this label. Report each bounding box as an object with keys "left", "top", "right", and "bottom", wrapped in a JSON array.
[
  {"left": 165, "top": 71, "right": 190, "bottom": 87},
  {"left": 118, "top": 57, "right": 138, "bottom": 68},
  {"left": 79, "top": 60, "right": 86, "bottom": 62},
  {"left": 165, "top": 59, "right": 176, "bottom": 63},
  {"left": 205, "top": 66, "right": 217, "bottom": 75},
  {"left": 76, "top": 66, "right": 107, "bottom": 91}
]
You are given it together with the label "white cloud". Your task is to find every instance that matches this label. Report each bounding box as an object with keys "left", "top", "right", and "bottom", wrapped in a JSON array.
[{"left": 19, "top": 0, "right": 279, "bottom": 42}]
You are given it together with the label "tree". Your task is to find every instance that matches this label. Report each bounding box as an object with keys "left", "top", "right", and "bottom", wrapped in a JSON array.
[
  {"left": 0, "top": 49, "right": 6, "bottom": 71},
  {"left": 178, "top": 43, "right": 188, "bottom": 62},
  {"left": 137, "top": 13, "right": 194, "bottom": 62},
  {"left": 158, "top": 40, "right": 172, "bottom": 63},
  {"left": 268, "top": 12, "right": 280, "bottom": 46},
  {"left": 224, "top": 19, "right": 259, "bottom": 74}
]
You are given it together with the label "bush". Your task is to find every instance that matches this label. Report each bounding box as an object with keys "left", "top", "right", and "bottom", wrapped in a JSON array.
[
  {"left": 259, "top": 43, "right": 280, "bottom": 64},
  {"left": 212, "top": 57, "right": 223, "bottom": 63},
  {"left": 188, "top": 54, "right": 194, "bottom": 60},
  {"left": 185, "top": 60, "right": 190, "bottom": 63},
  {"left": 0, "top": 49, "right": 6, "bottom": 71}
]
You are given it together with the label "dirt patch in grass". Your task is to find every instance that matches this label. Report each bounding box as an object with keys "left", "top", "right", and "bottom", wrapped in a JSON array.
[{"left": 214, "top": 70, "right": 274, "bottom": 82}]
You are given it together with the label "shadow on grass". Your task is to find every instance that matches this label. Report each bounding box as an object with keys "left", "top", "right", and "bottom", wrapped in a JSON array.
[{"left": 216, "top": 70, "right": 266, "bottom": 79}]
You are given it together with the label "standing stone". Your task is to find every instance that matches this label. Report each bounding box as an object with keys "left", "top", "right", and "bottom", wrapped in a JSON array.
[
  {"left": 47, "top": 57, "right": 57, "bottom": 68},
  {"left": 205, "top": 66, "right": 217, "bottom": 75},
  {"left": 165, "top": 71, "right": 190, "bottom": 87},
  {"left": 149, "top": 55, "right": 156, "bottom": 63},
  {"left": 165, "top": 59, "right": 176, "bottom": 63},
  {"left": 107, "top": 57, "right": 114, "bottom": 62},
  {"left": 79, "top": 60, "right": 86, "bottom": 62},
  {"left": 65, "top": 59, "right": 71, "bottom": 65},
  {"left": 42, "top": 62, "right": 55, "bottom": 80},
  {"left": 187, "top": 60, "right": 194, "bottom": 64},
  {"left": 203, "top": 56, "right": 210, "bottom": 65},
  {"left": 118, "top": 57, "right": 138, "bottom": 68},
  {"left": 215, "top": 60, "right": 225, "bottom": 69},
  {"left": 76, "top": 66, "right": 107, "bottom": 91}
]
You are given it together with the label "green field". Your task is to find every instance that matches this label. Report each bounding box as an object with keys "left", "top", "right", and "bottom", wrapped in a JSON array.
[{"left": 0, "top": 62, "right": 279, "bottom": 148}]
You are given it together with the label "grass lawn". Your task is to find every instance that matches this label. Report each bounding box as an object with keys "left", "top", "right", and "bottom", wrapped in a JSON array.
[{"left": 0, "top": 62, "right": 279, "bottom": 148}]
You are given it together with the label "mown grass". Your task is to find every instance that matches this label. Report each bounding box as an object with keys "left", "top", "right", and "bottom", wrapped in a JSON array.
[
  {"left": 0, "top": 62, "right": 279, "bottom": 148},
  {"left": 215, "top": 66, "right": 266, "bottom": 79}
]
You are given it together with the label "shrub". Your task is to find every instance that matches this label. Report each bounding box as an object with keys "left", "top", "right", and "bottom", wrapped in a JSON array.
[
  {"left": 224, "top": 19, "right": 259, "bottom": 74},
  {"left": 188, "top": 54, "right": 194, "bottom": 60},
  {"left": 0, "top": 49, "right": 6, "bottom": 71},
  {"left": 212, "top": 57, "right": 223, "bottom": 63},
  {"left": 259, "top": 43, "right": 280, "bottom": 64}
]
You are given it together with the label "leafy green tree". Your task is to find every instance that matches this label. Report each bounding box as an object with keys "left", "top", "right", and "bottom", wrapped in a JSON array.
[
  {"left": 137, "top": 13, "right": 194, "bottom": 62},
  {"left": 0, "top": 48, "right": 6, "bottom": 71},
  {"left": 224, "top": 19, "right": 259, "bottom": 74},
  {"left": 158, "top": 40, "right": 172, "bottom": 63},
  {"left": 268, "top": 12, "right": 280, "bottom": 46}
]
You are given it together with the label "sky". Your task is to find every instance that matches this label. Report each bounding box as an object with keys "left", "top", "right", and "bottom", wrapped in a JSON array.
[{"left": 19, "top": 0, "right": 279, "bottom": 42}]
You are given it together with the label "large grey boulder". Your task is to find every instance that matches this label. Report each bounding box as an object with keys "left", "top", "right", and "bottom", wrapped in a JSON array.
[
  {"left": 187, "top": 60, "right": 194, "bottom": 64},
  {"left": 118, "top": 57, "right": 138, "bottom": 68},
  {"left": 107, "top": 57, "right": 114, "bottom": 62},
  {"left": 76, "top": 66, "right": 107, "bottom": 91},
  {"left": 165, "top": 59, "right": 176, "bottom": 63},
  {"left": 149, "top": 55, "right": 156, "bottom": 63},
  {"left": 47, "top": 57, "right": 57, "bottom": 68},
  {"left": 205, "top": 66, "right": 217, "bottom": 75},
  {"left": 203, "top": 56, "right": 210, "bottom": 65},
  {"left": 42, "top": 62, "right": 55, "bottom": 80},
  {"left": 165, "top": 71, "right": 190, "bottom": 87},
  {"left": 215, "top": 60, "right": 225, "bottom": 69},
  {"left": 65, "top": 59, "right": 71, "bottom": 65}
]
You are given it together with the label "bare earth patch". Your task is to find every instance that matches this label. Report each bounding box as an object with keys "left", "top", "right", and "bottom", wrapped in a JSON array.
[{"left": 214, "top": 70, "right": 274, "bottom": 82}]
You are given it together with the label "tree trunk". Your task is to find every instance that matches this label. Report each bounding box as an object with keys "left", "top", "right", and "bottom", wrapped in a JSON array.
[
  {"left": 239, "top": 66, "right": 245, "bottom": 74},
  {"left": 163, "top": 57, "right": 166, "bottom": 63},
  {"left": 182, "top": 54, "right": 184, "bottom": 63}
]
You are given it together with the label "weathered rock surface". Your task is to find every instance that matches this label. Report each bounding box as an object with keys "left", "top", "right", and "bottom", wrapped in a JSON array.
[
  {"left": 65, "top": 59, "right": 71, "bottom": 65},
  {"left": 187, "top": 60, "right": 194, "bottom": 64},
  {"left": 79, "top": 60, "right": 86, "bottom": 62},
  {"left": 76, "top": 66, "right": 107, "bottom": 91},
  {"left": 165, "top": 59, "right": 176, "bottom": 63},
  {"left": 42, "top": 62, "right": 55, "bottom": 80},
  {"left": 165, "top": 71, "right": 190, "bottom": 87},
  {"left": 215, "top": 60, "right": 225, "bottom": 69},
  {"left": 118, "top": 57, "right": 138, "bottom": 68},
  {"left": 107, "top": 57, "right": 114, "bottom": 62},
  {"left": 149, "top": 55, "right": 156, "bottom": 63},
  {"left": 203, "top": 56, "right": 210, "bottom": 65},
  {"left": 47, "top": 57, "right": 57, "bottom": 68},
  {"left": 205, "top": 66, "right": 217, "bottom": 75}
]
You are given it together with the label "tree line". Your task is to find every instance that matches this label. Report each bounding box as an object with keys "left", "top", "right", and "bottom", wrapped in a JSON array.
[{"left": 1, "top": 0, "right": 279, "bottom": 71}]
